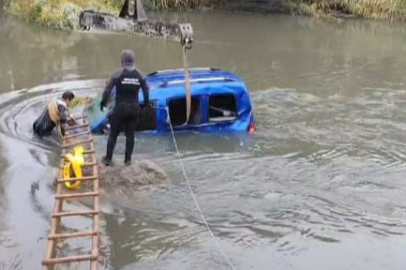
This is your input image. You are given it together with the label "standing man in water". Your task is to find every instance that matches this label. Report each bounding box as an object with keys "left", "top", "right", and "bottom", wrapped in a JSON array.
[
  {"left": 100, "top": 49, "right": 150, "bottom": 166},
  {"left": 33, "top": 91, "right": 76, "bottom": 138}
]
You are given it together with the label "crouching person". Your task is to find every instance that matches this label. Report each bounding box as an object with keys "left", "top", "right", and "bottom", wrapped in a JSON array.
[{"left": 33, "top": 91, "right": 76, "bottom": 138}]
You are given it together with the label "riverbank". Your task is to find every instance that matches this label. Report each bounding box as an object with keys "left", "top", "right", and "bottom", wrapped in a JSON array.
[
  {"left": 300, "top": 0, "right": 406, "bottom": 20},
  {"left": 2, "top": 0, "right": 406, "bottom": 30},
  {"left": 219, "top": 0, "right": 406, "bottom": 21}
]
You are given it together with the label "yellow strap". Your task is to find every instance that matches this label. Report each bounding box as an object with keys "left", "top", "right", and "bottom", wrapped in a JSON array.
[{"left": 182, "top": 45, "right": 191, "bottom": 125}]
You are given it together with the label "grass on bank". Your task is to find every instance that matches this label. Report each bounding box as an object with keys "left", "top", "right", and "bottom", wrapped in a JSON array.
[
  {"left": 6, "top": 0, "right": 122, "bottom": 29},
  {"left": 147, "top": 0, "right": 218, "bottom": 9},
  {"left": 290, "top": 0, "right": 406, "bottom": 20}
]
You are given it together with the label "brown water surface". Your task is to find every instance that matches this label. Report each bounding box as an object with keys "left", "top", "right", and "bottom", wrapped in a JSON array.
[{"left": 1, "top": 10, "right": 406, "bottom": 270}]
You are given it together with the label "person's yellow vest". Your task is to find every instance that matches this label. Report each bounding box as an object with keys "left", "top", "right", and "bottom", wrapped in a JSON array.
[
  {"left": 47, "top": 100, "right": 64, "bottom": 124},
  {"left": 47, "top": 100, "right": 66, "bottom": 140}
]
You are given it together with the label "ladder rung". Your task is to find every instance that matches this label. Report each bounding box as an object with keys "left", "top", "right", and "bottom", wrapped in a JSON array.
[
  {"left": 56, "top": 192, "right": 99, "bottom": 199},
  {"left": 57, "top": 176, "right": 97, "bottom": 183},
  {"left": 65, "top": 123, "right": 89, "bottom": 131},
  {"left": 53, "top": 210, "right": 98, "bottom": 217},
  {"left": 42, "top": 254, "right": 97, "bottom": 265},
  {"left": 60, "top": 149, "right": 95, "bottom": 157},
  {"left": 48, "top": 230, "right": 98, "bottom": 240},
  {"left": 63, "top": 131, "right": 90, "bottom": 140},
  {"left": 83, "top": 162, "right": 97, "bottom": 167},
  {"left": 59, "top": 162, "right": 97, "bottom": 170},
  {"left": 62, "top": 138, "right": 93, "bottom": 148}
]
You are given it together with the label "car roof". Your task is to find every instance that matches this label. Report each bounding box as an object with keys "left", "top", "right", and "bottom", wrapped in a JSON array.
[{"left": 146, "top": 67, "right": 244, "bottom": 89}]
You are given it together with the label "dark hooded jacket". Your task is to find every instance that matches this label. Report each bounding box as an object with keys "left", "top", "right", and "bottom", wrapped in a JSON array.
[{"left": 101, "top": 50, "right": 149, "bottom": 108}]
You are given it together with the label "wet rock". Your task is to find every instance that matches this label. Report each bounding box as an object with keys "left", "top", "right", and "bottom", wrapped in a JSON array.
[
  {"left": 54, "top": 158, "right": 167, "bottom": 198},
  {"left": 97, "top": 159, "right": 168, "bottom": 195}
]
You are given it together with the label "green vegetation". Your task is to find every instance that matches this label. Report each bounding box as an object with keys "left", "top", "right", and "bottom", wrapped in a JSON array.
[
  {"left": 3, "top": 0, "right": 406, "bottom": 31},
  {"left": 5, "top": 0, "right": 122, "bottom": 29},
  {"left": 217, "top": 0, "right": 406, "bottom": 20},
  {"left": 145, "top": 0, "right": 218, "bottom": 9},
  {"left": 293, "top": 0, "right": 406, "bottom": 20}
]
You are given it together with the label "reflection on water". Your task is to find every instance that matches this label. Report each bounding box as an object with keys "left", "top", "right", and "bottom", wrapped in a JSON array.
[{"left": 1, "top": 9, "right": 406, "bottom": 270}]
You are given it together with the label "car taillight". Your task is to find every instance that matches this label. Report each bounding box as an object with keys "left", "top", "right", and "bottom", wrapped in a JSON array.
[{"left": 249, "top": 122, "right": 255, "bottom": 134}]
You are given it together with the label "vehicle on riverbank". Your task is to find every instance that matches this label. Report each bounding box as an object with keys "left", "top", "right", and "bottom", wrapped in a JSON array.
[{"left": 87, "top": 67, "right": 255, "bottom": 134}]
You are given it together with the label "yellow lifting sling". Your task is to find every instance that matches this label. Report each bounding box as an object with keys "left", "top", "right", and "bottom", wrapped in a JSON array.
[{"left": 63, "top": 146, "right": 85, "bottom": 190}]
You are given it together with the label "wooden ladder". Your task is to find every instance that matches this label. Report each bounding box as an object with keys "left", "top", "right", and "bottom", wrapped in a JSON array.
[{"left": 42, "top": 116, "right": 100, "bottom": 270}]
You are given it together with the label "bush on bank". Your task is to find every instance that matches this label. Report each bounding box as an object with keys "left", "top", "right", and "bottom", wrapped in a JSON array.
[
  {"left": 5, "top": 0, "right": 121, "bottom": 29},
  {"left": 294, "top": 0, "right": 406, "bottom": 20}
]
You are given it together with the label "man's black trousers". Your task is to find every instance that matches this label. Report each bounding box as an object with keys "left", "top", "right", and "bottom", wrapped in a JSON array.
[{"left": 105, "top": 104, "right": 139, "bottom": 163}]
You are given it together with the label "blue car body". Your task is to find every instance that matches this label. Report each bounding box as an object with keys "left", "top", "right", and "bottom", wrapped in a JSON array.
[{"left": 88, "top": 67, "right": 255, "bottom": 134}]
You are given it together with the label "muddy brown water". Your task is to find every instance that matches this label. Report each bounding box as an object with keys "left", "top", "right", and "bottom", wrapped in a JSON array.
[{"left": 1, "top": 9, "right": 406, "bottom": 270}]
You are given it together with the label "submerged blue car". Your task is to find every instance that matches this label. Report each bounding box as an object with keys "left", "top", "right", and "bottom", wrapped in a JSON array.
[{"left": 87, "top": 67, "right": 255, "bottom": 134}]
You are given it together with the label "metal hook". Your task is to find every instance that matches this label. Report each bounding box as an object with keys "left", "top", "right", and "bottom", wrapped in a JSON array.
[{"left": 179, "top": 23, "right": 194, "bottom": 50}]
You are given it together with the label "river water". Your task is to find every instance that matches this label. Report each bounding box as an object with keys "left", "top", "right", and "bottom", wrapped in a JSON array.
[{"left": 1, "top": 9, "right": 406, "bottom": 270}]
